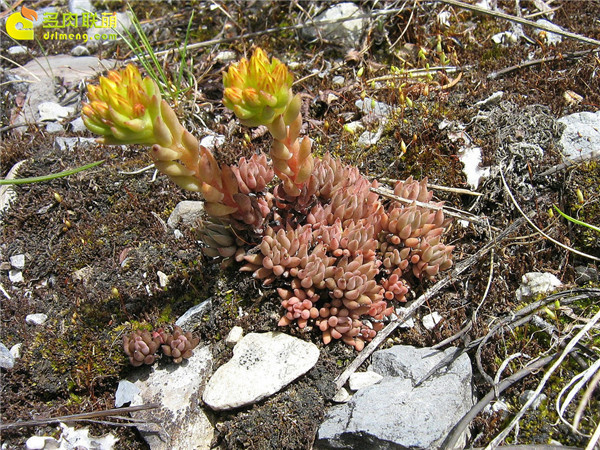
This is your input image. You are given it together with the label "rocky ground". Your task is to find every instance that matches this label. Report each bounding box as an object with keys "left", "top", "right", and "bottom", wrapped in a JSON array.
[{"left": 1, "top": 0, "right": 600, "bottom": 449}]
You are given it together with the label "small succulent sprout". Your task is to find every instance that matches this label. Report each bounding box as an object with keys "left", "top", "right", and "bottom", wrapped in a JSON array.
[
  {"left": 223, "top": 47, "right": 294, "bottom": 128},
  {"left": 161, "top": 326, "right": 200, "bottom": 364},
  {"left": 123, "top": 330, "right": 162, "bottom": 367}
]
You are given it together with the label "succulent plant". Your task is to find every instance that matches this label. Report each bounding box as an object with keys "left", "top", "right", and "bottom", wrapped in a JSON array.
[
  {"left": 84, "top": 48, "right": 456, "bottom": 352},
  {"left": 123, "top": 327, "right": 199, "bottom": 366}
]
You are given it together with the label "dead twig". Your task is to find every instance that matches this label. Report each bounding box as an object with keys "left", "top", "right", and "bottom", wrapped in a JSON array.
[
  {"left": 437, "top": 0, "right": 600, "bottom": 47},
  {"left": 334, "top": 217, "right": 526, "bottom": 392},
  {"left": 488, "top": 49, "right": 599, "bottom": 79},
  {"left": 0, "top": 403, "right": 160, "bottom": 431}
]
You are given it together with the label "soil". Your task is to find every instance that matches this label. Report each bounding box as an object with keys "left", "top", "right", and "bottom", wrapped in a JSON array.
[{"left": 1, "top": 1, "right": 599, "bottom": 449}]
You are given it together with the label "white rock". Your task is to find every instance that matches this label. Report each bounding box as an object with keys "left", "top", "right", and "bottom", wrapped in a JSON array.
[
  {"left": 167, "top": 200, "right": 205, "bottom": 228},
  {"left": 38, "top": 102, "right": 75, "bottom": 122},
  {"left": 200, "top": 134, "right": 225, "bottom": 150},
  {"left": 215, "top": 51, "right": 237, "bottom": 63},
  {"left": 54, "top": 137, "right": 98, "bottom": 152},
  {"left": 459, "top": 145, "right": 489, "bottom": 189},
  {"left": 225, "top": 326, "right": 244, "bottom": 347},
  {"left": 437, "top": 11, "right": 452, "bottom": 27},
  {"left": 516, "top": 272, "right": 562, "bottom": 301},
  {"left": 69, "top": 117, "right": 87, "bottom": 132},
  {"left": 71, "top": 45, "right": 91, "bottom": 57},
  {"left": 332, "top": 75, "right": 345, "bottom": 87},
  {"left": 9, "top": 269, "right": 23, "bottom": 283},
  {"left": 26, "top": 313, "right": 48, "bottom": 326},
  {"left": 131, "top": 346, "right": 214, "bottom": 449},
  {"left": 301, "top": 2, "right": 366, "bottom": 49},
  {"left": 115, "top": 380, "right": 140, "bottom": 407},
  {"left": 394, "top": 307, "right": 415, "bottom": 328},
  {"left": 343, "top": 121, "right": 364, "bottom": 134},
  {"left": 10, "top": 343, "right": 22, "bottom": 359},
  {"left": 203, "top": 332, "right": 320, "bottom": 410},
  {"left": 0, "top": 343, "right": 15, "bottom": 370},
  {"left": 492, "top": 31, "right": 519, "bottom": 45},
  {"left": 422, "top": 312, "right": 443, "bottom": 330},
  {"left": 175, "top": 298, "right": 212, "bottom": 329},
  {"left": 355, "top": 97, "right": 393, "bottom": 120},
  {"left": 357, "top": 127, "right": 384, "bottom": 148},
  {"left": 25, "top": 435, "right": 59, "bottom": 450},
  {"left": 157, "top": 271, "right": 169, "bottom": 287},
  {"left": 57, "top": 423, "right": 117, "bottom": 449},
  {"left": 45, "top": 122, "right": 64, "bottom": 133},
  {"left": 349, "top": 371, "right": 383, "bottom": 391},
  {"left": 9, "top": 55, "right": 116, "bottom": 85},
  {"left": 475, "top": 91, "right": 504, "bottom": 108},
  {"left": 10, "top": 254, "right": 25, "bottom": 269},
  {"left": 558, "top": 110, "right": 600, "bottom": 161},
  {"left": 333, "top": 387, "right": 351, "bottom": 403},
  {"left": 8, "top": 45, "right": 27, "bottom": 56},
  {"left": 536, "top": 19, "right": 564, "bottom": 45}
]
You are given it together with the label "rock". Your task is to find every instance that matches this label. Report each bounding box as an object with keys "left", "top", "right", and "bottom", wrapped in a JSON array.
[
  {"left": 515, "top": 272, "right": 562, "bottom": 301},
  {"left": 394, "top": 307, "right": 415, "bottom": 328},
  {"left": 12, "top": 78, "right": 58, "bottom": 126},
  {"left": 10, "top": 343, "right": 22, "bottom": 359},
  {"left": 357, "top": 127, "right": 384, "bottom": 148},
  {"left": 69, "top": 117, "right": 87, "bottom": 132},
  {"left": 115, "top": 380, "right": 140, "bottom": 407},
  {"left": 316, "top": 345, "right": 473, "bottom": 449},
  {"left": 38, "top": 102, "right": 75, "bottom": 122},
  {"left": 0, "top": 342, "right": 15, "bottom": 369},
  {"left": 68, "top": 0, "right": 94, "bottom": 14},
  {"left": 491, "top": 31, "right": 519, "bottom": 45},
  {"left": 459, "top": 145, "right": 489, "bottom": 189},
  {"left": 332, "top": 387, "right": 351, "bottom": 403},
  {"left": 54, "top": 137, "right": 98, "bottom": 152},
  {"left": 175, "top": 298, "right": 212, "bottom": 329},
  {"left": 575, "top": 265, "right": 598, "bottom": 284},
  {"left": 45, "top": 122, "right": 64, "bottom": 133},
  {"left": 475, "top": 91, "right": 504, "bottom": 108},
  {"left": 342, "top": 121, "right": 364, "bottom": 134},
  {"left": 225, "top": 326, "right": 244, "bottom": 347},
  {"left": 167, "top": 200, "right": 205, "bottom": 228},
  {"left": 71, "top": 45, "right": 91, "bottom": 57},
  {"left": 26, "top": 313, "right": 48, "bottom": 326},
  {"left": 536, "top": 19, "right": 564, "bottom": 45},
  {"left": 300, "top": 2, "right": 366, "bottom": 49},
  {"left": 9, "top": 55, "right": 116, "bottom": 85},
  {"left": 203, "top": 332, "right": 320, "bottom": 410},
  {"left": 348, "top": 371, "right": 383, "bottom": 391},
  {"left": 8, "top": 45, "right": 27, "bottom": 56},
  {"left": 332, "top": 75, "right": 345, "bottom": 87},
  {"left": 355, "top": 97, "right": 393, "bottom": 120},
  {"left": 130, "top": 346, "right": 214, "bottom": 449},
  {"left": 215, "top": 51, "right": 237, "bottom": 63},
  {"left": 558, "top": 110, "right": 600, "bottom": 161},
  {"left": 437, "top": 10, "right": 452, "bottom": 27},
  {"left": 10, "top": 254, "right": 25, "bottom": 269},
  {"left": 156, "top": 271, "right": 169, "bottom": 287},
  {"left": 199, "top": 134, "right": 225, "bottom": 150},
  {"left": 422, "top": 312, "right": 443, "bottom": 330},
  {"left": 9, "top": 269, "right": 23, "bottom": 283},
  {"left": 25, "top": 435, "right": 59, "bottom": 449}
]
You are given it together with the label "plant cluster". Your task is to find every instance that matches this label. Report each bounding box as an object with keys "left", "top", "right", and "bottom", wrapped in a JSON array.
[
  {"left": 123, "top": 326, "right": 200, "bottom": 366},
  {"left": 83, "top": 48, "right": 455, "bottom": 351}
]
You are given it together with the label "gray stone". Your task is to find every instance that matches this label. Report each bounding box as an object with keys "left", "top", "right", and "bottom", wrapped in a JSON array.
[
  {"left": 69, "top": 0, "right": 94, "bottom": 14},
  {"left": 199, "top": 134, "right": 225, "bottom": 151},
  {"left": 203, "top": 332, "right": 320, "bottom": 410},
  {"left": 558, "top": 110, "right": 600, "bottom": 161},
  {"left": 357, "top": 127, "right": 384, "bottom": 148},
  {"left": 38, "top": 102, "right": 74, "bottom": 122},
  {"left": 10, "top": 254, "right": 25, "bottom": 270},
  {"left": 175, "top": 299, "right": 212, "bottom": 330},
  {"left": 0, "top": 342, "right": 15, "bottom": 369},
  {"left": 515, "top": 272, "right": 562, "bottom": 301},
  {"left": 332, "top": 75, "right": 345, "bottom": 87},
  {"left": 26, "top": 313, "right": 48, "bottom": 326},
  {"left": 9, "top": 269, "right": 23, "bottom": 283},
  {"left": 115, "top": 380, "right": 141, "bottom": 407},
  {"left": 69, "top": 117, "right": 87, "bottom": 133},
  {"left": 45, "top": 122, "right": 64, "bottom": 133},
  {"left": 301, "top": 2, "right": 366, "bottom": 49},
  {"left": 536, "top": 19, "right": 563, "bottom": 45},
  {"left": 10, "top": 343, "right": 22, "bottom": 359},
  {"left": 167, "top": 200, "right": 205, "bottom": 228},
  {"left": 8, "top": 45, "right": 27, "bottom": 56},
  {"left": 316, "top": 345, "right": 473, "bottom": 449},
  {"left": 71, "top": 45, "right": 91, "bottom": 57},
  {"left": 54, "top": 137, "right": 98, "bottom": 152},
  {"left": 131, "top": 346, "right": 214, "bottom": 450},
  {"left": 422, "top": 312, "right": 443, "bottom": 330},
  {"left": 519, "top": 390, "right": 547, "bottom": 409},
  {"left": 215, "top": 51, "right": 237, "bottom": 63},
  {"left": 348, "top": 371, "right": 382, "bottom": 391},
  {"left": 575, "top": 265, "right": 598, "bottom": 284},
  {"left": 9, "top": 55, "right": 116, "bottom": 85},
  {"left": 355, "top": 97, "right": 393, "bottom": 120},
  {"left": 156, "top": 271, "right": 169, "bottom": 287}
]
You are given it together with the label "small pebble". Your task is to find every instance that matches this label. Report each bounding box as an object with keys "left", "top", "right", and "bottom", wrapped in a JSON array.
[
  {"left": 115, "top": 380, "right": 141, "bottom": 407},
  {"left": 332, "top": 387, "right": 351, "bottom": 403},
  {"left": 10, "top": 343, "right": 22, "bottom": 359},
  {"left": 69, "top": 117, "right": 87, "bottom": 132},
  {"left": 422, "top": 312, "right": 443, "bottom": 330},
  {"left": 332, "top": 75, "right": 345, "bottom": 87},
  {"left": 225, "top": 326, "right": 244, "bottom": 347},
  {"left": 10, "top": 254, "right": 25, "bottom": 270},
  {"left": 157, "top": 271, "right": 169, "bottom": 287},
  {"left": 26, "top": 313, "right": 48, "bottom": 326},
  {"left": 0, "top": 343, "right": 15, "bottom": 369},
  {"left": 349, "top": 371, "right": 383, "bottom": 391},
  {"left": 9, "top": 270, "right": 23, "bottom": 284},
  {"left": 45, "top": 122, "right": 64, "bottom": 133},
  {"left": 71, "top": 45, "right": 91, "bottom": 56},
  {"left": 8, "top": 45, "right": 28, "bottom": 56}
]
